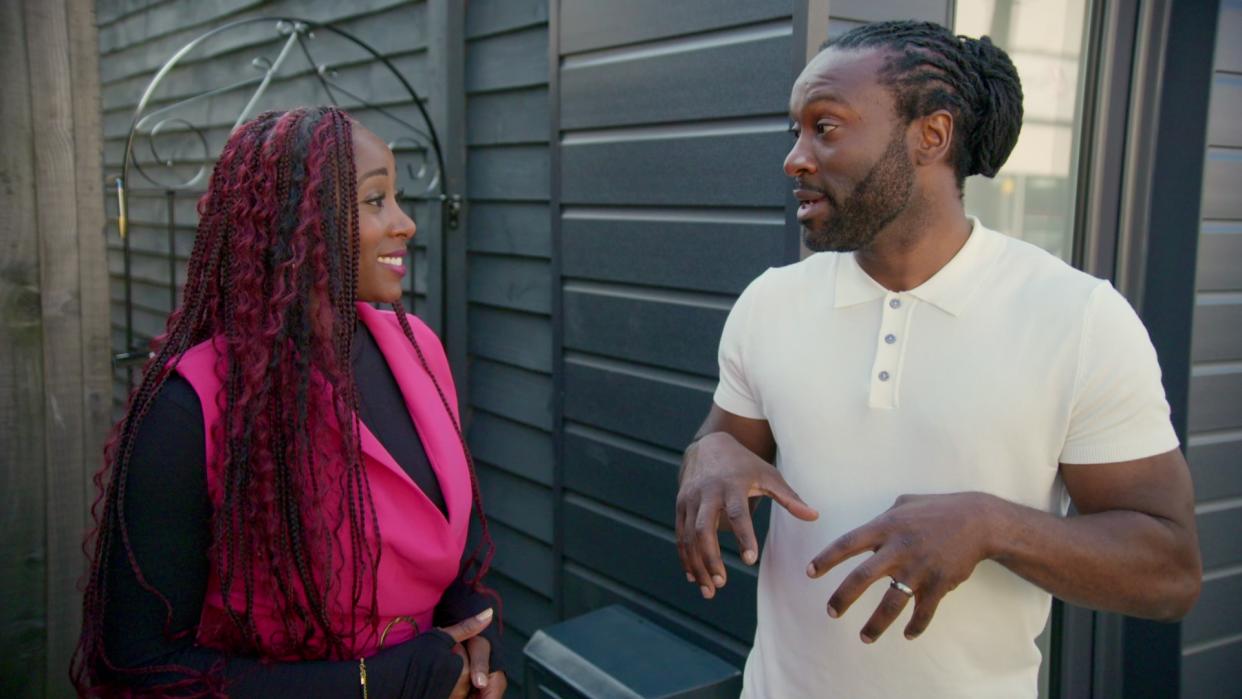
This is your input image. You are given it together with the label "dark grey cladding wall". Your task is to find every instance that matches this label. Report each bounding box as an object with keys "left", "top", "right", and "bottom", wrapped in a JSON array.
[
  {"left": 97, "top": 0, "right": 444, "bottom": 409},
  {"left": 462, "top": 1, "right": 556, "bottom": 693},
  {"left": 552, "top": 1, "right": 796, "bottom": 664},
  {"left": 548, "top": 0, "right": 951, "bottom": 670},
  {"left": 1182, "top": 1, "right": 1242, "bottom": 696}
]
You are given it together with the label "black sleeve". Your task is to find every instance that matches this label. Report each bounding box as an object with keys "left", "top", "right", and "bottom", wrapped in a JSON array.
[
  {"left": 433, "top": 527, "right": 508, "bottom": 677},
  {"left": 100, "top": 374, "right": 464, "bottom": 698}
]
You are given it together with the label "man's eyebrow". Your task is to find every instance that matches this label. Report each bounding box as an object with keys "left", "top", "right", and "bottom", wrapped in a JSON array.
[
  {"left": 359, "top": 167, "right": 388, "bottom": 182},
  {"left": 790, "top": 90, "right": 853, "bottom": 117}
]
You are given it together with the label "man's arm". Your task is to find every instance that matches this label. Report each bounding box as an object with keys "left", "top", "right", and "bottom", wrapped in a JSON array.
[
  {"left": 676, "top": 404, "right": 817, "bottom": 599},
  {"left": 807, "top": 448, "right": 1201, "bottom": 643}
]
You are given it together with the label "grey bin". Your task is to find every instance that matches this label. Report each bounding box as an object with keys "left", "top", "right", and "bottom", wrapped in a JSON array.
[{"left": 522, "top": 605, "right": 742, "bottom": 699}]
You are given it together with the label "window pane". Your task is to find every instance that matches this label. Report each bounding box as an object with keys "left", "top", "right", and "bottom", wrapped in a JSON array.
[{"left": 956, "top": 0, "right": 1092, "bottom": 262}]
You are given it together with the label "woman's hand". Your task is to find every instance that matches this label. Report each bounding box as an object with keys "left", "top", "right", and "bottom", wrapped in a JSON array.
[
  {"left": 438, "top": 609, "right": 493, "bottom": 699},
  {"left": 464, "top": 634, "right": 507, "bottom": 699}
]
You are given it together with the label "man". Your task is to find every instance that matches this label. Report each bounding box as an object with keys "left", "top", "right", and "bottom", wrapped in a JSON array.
[{"left": 675, "top": 20, "right": 1201, "bottom": 698}]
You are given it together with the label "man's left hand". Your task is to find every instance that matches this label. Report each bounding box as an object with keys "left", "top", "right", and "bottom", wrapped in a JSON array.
[{"left": 806, "top": 492, "right": 1000, "bottom": 643}]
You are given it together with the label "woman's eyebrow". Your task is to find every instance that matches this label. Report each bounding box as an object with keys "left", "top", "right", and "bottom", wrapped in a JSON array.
[{"left": 359, "top": 167, "right": 388, "bottom": 182}]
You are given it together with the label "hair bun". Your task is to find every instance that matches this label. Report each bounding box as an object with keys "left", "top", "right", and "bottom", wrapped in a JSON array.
[{"left": 958, "top": 34, "right": 1024, "bottom": 178}]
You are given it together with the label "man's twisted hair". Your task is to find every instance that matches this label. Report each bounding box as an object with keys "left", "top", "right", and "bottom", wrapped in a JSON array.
[
  {"left": 73, "top": 106, "right": 495, "bottom": 696},
  {"left": 826, "top": 20, "right": 1024, "bottom": 185}
]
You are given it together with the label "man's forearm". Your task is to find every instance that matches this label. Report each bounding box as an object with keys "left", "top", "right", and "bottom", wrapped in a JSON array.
[{"left": 983, "top": 494, "right": 1200, "bottom": 621}]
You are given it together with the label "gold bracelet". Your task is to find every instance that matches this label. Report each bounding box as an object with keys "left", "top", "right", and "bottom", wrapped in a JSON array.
[{"left": 360, "top": 616, "right": 417, "bottom": 698}]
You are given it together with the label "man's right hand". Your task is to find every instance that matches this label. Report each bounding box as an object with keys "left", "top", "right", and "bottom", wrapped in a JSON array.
[{"left": 676, "top": 424, "right": 818, "bottom": 599}]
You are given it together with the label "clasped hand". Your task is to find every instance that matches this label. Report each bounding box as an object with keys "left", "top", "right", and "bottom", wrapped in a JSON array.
[{"left": 676, "top": 433, "right": 996, "bottom": 642}]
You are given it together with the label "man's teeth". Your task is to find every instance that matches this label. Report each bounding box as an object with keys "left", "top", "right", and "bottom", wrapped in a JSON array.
[{"left": 378, "top": 256, "right": 402, "bottom": 265}]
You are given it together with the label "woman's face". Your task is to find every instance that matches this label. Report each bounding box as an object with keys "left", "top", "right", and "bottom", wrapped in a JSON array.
[{"left": 353, "top": 126, "right": 416, "bottom": 304}]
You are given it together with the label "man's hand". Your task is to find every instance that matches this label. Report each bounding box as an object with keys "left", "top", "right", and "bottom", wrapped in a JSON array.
[
  {"left": 677, "top": 430, "right": 818, "bottom": 599},
  {"left": 806, "top": 493, "right": 996, "bottom": 643}
]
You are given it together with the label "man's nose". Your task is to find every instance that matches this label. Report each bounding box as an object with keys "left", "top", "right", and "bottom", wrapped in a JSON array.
[{"left": 784, "top": 136, "right": 816, "bottom": 178}]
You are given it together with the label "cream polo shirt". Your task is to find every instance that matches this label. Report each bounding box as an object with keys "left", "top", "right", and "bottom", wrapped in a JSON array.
[{"left": 714, "top": 219, "right": 1178, "bottom": 699}]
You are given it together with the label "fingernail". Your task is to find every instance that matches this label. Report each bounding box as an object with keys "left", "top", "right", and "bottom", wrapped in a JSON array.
[
  {"left": 475, "top": 673, "right": 488, "bottom": 687},
  {"left": 827, "top": 604, "right": 838, "bottom": 618},
  {"left": 475, "top": 608, "right": 493, "bottom": 622},
  {"left": 905, "top": 632, "right": 916, "bottom": 641},
  {"left": 806, "top": 563, "right": 816, "bottom": 577},
  {"left": 712, "top": 575, "right": 725, "bottom": 587},
  {"left": 860, "top": 632, "right": 874, "bottom": 644},
  {"left": 700, "top": 585, "right": 713, "bottom": 599},
  {"left": 743, "top": 550, "right": 757, "bottom": 565},
  {"left": 686, "top": 572, "right": 695, "bottom": 582}
]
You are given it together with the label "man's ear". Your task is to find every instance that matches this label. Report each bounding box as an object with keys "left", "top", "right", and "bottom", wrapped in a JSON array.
[{"left": 913, "top": 110, "right": 954, "bottom": 168}]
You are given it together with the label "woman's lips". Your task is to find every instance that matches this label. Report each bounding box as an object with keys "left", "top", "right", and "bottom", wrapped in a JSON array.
[{"left": 378, "top": 254, "right": 406, "bottom": 276}]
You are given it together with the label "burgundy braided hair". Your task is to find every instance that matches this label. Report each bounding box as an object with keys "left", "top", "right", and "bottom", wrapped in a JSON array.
[{"left": 72, "top": 107, "right": 496, "bottom": 696}]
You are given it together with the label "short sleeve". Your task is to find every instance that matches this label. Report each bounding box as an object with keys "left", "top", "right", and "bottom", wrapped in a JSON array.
[
  {"left": 1059, "top": 283, "right": 1180, "bottom": 464},
  {"left": 712, "top": 272, "right": 768, "bottom": 420}
]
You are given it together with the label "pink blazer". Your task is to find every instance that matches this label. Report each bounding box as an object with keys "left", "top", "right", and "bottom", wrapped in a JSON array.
[{"left": 174, "top": 303, "right": 470, "bottom": 658}]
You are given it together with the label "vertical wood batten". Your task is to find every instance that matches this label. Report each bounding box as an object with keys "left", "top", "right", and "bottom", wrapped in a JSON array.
[
  {"left": 0, "top": 2, "right": 49, "bottom": 695},
  {"left": 24, "top": 2, "right": 90, "bottom": 692}
]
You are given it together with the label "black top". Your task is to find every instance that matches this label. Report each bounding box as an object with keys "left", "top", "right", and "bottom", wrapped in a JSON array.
[{"left": 100, "top": 324, "right": 503, "bottom": 698}]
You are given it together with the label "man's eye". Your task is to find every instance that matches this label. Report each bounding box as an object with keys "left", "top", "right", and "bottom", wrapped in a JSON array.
[
  {"left": 788, "top": 125, "right": 800, "bottom": 139},
  {"left": 816, "top": 122, "right": 837, "bottom": 135}
]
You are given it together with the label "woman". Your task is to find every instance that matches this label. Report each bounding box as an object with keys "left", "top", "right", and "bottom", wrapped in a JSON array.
[{"left": 73, "top": 107, "right": 506, "bottom": 698}]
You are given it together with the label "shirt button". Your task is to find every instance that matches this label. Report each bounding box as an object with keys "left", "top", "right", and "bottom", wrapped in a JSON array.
[
  {"left": 878, "top": 371, "right": 890, "bottom": 381},
  {"left": 885, "top": 334, "right": 897, "bottom": 344},
  {"left": 889, "top": 299, "right": 901, "bottom": 309}
]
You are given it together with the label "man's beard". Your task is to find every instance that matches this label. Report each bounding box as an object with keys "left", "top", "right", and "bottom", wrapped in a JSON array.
[{"left": 802, "top": 129, "right": 915, "bottom": 253}]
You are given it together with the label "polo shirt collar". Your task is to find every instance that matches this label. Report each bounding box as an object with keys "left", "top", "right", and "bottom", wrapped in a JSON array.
[{"left": 833, "top": 217, "right": 995, "bottom": 317}]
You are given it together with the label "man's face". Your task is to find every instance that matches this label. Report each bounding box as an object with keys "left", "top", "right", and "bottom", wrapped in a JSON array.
[{"left": 785, "top": 48, "right": 915, "bottom": 253}]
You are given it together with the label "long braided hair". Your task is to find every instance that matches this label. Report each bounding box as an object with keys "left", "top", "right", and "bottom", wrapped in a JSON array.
[
  {"left": 73, "top": 106, "right": 495, "bottom": 695},
  {"left": 825, "top": 20, "right": 1024, "bottom": 186}
]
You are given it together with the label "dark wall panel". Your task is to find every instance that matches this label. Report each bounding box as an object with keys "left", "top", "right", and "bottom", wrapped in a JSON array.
[
  {"left": 1191, "top": 302, "right": 1242, "bottom": 362},
  {"left": 560, "top": 28, "right": 790, "bottom": 129},
  {"left": 1201, "top": 149, "right": 1242, "bottom": 220},
  {"left": 1215, "top": 0, "right": 1242, "bottom": 73},
  {"left": 561, "top": 216, "right": 785, "bottom": 295},
  {"left": 469, "top": 410, "right": 554, "bottom": 486},
  {"left": 1190, "top": 435, "right": 1242, "bottom": 502},
  {"left": 1188, "top": 371, "right": 1242, "bottom": 433},
  {"left": 464, "top": 24, "right": 548, "bottom": 92},
  {"left": 559, "top": 0, "right": 788, "bottom": 54},
  {"left": 468, "top": 203, "right": 552, "bottom": 257},
  {"left": 470, "top": 359, "right": 553, "bottom": 431},
  {"left": 828, "top": 0, "right": 949, "bottom": 24},
  {"left": 468, "top": 306, "right": 553, "bottom": 373},
  {"left": 561, "top": 130, "right": 789, "bottom": 206},
  {"left": 1197, "top": 505, "right": 1242, "bottom": 571},
  {"left": 1195, "top": 226, "right": 1242, "bottom": 291},
  {"left": 1207, "top": 73, "right": 1242, "bottom": 147},
  {"left": 563, "top": 359, "right": 714, "bottom": 452},
  {"left": 468, "top": 254, "right": 553, "bottom": 314},
  {"left": 562, "top": 497, "right": 757, "bottom": 642},
  {"left": 1183, "top": 573, "right": 1242, "bottom": 646},
  {"left": 1182, "top": 639, "right": 1242, "bottom": 699},
  {"left": 563, "top": 288, "right": 727, "bottom": 377}
]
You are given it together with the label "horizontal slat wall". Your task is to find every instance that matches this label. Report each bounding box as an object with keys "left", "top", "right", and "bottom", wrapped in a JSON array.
[
  {"left": 462, "top": 1, "right": 552, "bottom": 693},
  {"left": 96, "top": 0, "right": 442, "bottom": 409},
  {"left": 1182, "top": 1, "right": 1242, "bottom": 696},
  {"left": 553, "top": 0, "right": 799, "bottom": 668}
]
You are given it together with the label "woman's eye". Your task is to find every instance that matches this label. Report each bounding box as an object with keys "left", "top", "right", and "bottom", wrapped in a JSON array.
[{"left": 365, "top": 195, "right": 384, "bottom": 208}]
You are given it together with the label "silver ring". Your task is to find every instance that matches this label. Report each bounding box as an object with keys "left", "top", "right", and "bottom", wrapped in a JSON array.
[{"left": 890, "top": 578, "right": 915, "bottom": 597}]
